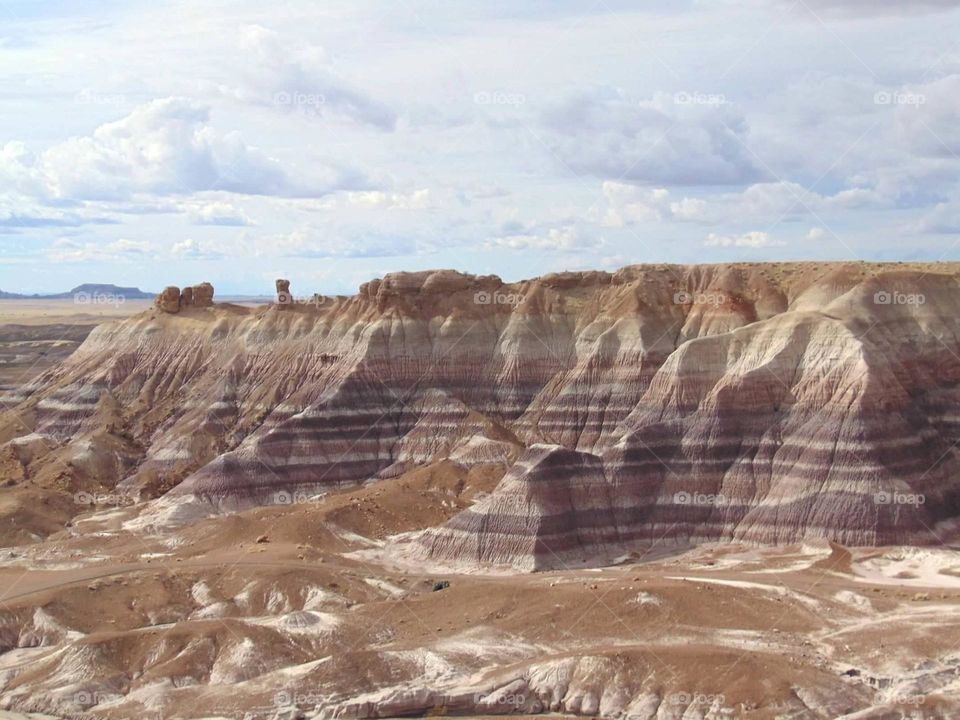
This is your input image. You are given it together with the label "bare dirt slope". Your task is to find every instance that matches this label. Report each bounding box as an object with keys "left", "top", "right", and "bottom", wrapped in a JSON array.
[{"left": 0, "top": 495, "right": 958, "bottom": 718}]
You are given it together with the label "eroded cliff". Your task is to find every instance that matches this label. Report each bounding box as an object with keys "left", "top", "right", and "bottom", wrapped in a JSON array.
[{"left": 6, "top": 262, "right": 960, "bottom": 567}]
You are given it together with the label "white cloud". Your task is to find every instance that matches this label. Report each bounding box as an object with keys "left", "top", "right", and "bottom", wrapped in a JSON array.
[
  {"left": 187, "top": 201, "right": 253, "bottom": 226},
  {"left": 336, "top": 189, "right": 432, "bottom": 210},
  {"left": 170, "top": 237, "right": 236, "bottom": 260},
  {"left": 597, "top": 182, "right": 707, "bottom": 226},
  {"left": 910, "top": 196, "right": 960, "bottom": 234},
  {"left": 806, "top": 227, "right": 825, "bottom": 241},
  {"left": 541, "top": 88, "right": 762, "bottom": 186},
  {"left": 48, "top": 237, "right": 152, "bottom": 263},
  {"left": 269, "top": 227, "right": 418, "bottom": 258},
  {"left": 0, "top": 196, "right": 117, "bottom": 231},
  {"left": 231, "top": 25, "right": 396, "bottom": 130},
  {"left": 790, "top": 0, "right": 960, "bottom": 16},
  {"left": 3, "top": 2, "right": 960, "bottom": 291},
  {"left": 0, "top": 143, "right": 49, "bottom": 198},
  {"left": 594, "top": 180, "right": 886, "bottom": 231},
  {"left": 487, "top": 225, "right": 601, "bottom": 251},
  {"left": 894, "top": 75, "right": 960, "bottom": 159},
  {"left": 704, "top": 231, "right": 785, "bottom": 248},
  {"left": 2, "top": 98, "right": 365, "bottom": 202}
]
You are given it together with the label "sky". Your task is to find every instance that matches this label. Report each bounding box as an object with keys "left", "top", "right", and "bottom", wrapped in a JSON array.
[{"left": 1, "top": 0, "right": 960, "bottom": 295}]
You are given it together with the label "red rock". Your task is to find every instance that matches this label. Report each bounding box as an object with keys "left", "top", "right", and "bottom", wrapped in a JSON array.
[
  {"left": 192, "top": 282, "right": 214, "bottom": 307},
  {"left": 276, "top": 278, "right": 292, "bottom": 308},
  {"left": 15, "top": 261, "right": 960, "bottom": 566},
  {"left": 155, "top": 286, "right": 180, "bottom": 313}
]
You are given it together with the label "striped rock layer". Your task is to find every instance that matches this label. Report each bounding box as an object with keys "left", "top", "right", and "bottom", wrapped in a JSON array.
[{"left": 10, "top": 262, "right": 960, "bottom": 567}]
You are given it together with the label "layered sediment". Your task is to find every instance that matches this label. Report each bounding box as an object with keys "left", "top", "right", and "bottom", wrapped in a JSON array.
[{"left": 8, "top": 262, "right": 960, "bottom": 566}]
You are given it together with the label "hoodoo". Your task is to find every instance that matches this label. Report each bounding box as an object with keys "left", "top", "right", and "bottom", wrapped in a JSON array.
[
  {"left": 192, "top": 281, "right": 214, "bottom": 307},
  {"left": 155, "top": 285, "right": 181, "bottom": 313},
  {"left": 156, "top": 282, "right": 214, "bottom": 313},
  {"left": 276, "top": 278, "right": 291, "bottom": 306}
]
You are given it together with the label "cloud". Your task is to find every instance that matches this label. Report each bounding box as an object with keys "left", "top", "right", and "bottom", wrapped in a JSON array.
[
  {"left": 910, "top": 197, "right": 960, "bottom": 234},
  {"left": 894, "top": 75, "right": 960, "bottom": 159},
  {"left": 0, "top": 192, "right": 119, "bottom": 233},
  {"left": 170, "top": 227, "right": 423, "bottom": 260},
  {"left": 187, "top": 201, "right": 254, "bottom": 226},
  {"left": 170, "top": 237, "right": 232, "bottom": 260},
  {"left": 540, "top": 87, "right": 762, "bottom": 186},
  {"left": 48, "top": 237, "right": 152, "bottom": 263},
  {"left": 232, "top": 26, "right": 396, "bottom": 130},
  {"left": 704, "top": 231, "right": 785, "bottom": 248},
  {"left": 806, "top": 227, "right": 826, "bottom": 241},
  {"left": 1, "top": 98, "right": 365, "bottom": 202},
  {"left": 4, "top": 1, "right": 960, "bottom": 287},
  {"left": 593, "top": 180, "right": 886, "bottom": 232},
  {"left": 332, "top": 189, "right": 432, "bottom": 210},
  {"left": 270, "top": 227, "right": 418, "bottom": 258},
  {"left": 791, "top": 0, "right": 960, "bottom": 16},
  {"left": 597, "top": 182, "right": 707, "bottom": 225},
  {"left": 0, "top": 143, "right": 49, "bottom": 198},
  {"left": 487, "top": 224, "right": 601, "bottom": 251},
  {"left": 0, "top": 205, "right": 117, "bottom": 231}
]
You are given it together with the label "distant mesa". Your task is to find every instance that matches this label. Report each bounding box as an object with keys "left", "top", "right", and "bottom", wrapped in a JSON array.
[
  {"left": 0, "top": 283, "right": 154, "bottom": 300},
  {"left": 154, "top": 282, "right": 215, "bottom": 313}
]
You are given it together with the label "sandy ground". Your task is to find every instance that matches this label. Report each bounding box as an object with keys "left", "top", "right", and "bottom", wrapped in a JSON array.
[
  {"left": 0, "top": 300, "right": 152, "bottom": 392},
  {"left": 0, "top": 489, "right": 958, "bottom": 719},
  {"left": 0, "top": 300, "right": 154, "bottom": 326}
]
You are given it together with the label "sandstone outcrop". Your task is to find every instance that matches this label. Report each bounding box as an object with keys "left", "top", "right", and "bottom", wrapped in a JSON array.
[
  {"left": 191, "top": 281, "right": 214, "bottom": 307},
  {"left": 276, "top": 278, "right": 291, "bottom": 307},
  {"left": 156, "top": 282, "right": 214, "bottom": 313},
  {"left": 155, "top": 286, "right": 180, "bottom": 313},
  {"left": 12, "top": 262, "right": 960, "bottom": 566}
]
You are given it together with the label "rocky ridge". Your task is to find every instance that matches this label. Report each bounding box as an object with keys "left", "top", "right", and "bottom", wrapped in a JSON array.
[
  {"left": 154, "top": 282, "right": 215, "bottom": 313},
  {"left": 5, "top": 262, "right": 960, "bottom": 568}
]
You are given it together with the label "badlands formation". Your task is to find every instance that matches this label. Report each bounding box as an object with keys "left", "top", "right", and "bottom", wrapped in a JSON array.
[{"left": 1, "top": 262, "right": 960, "bottom": 718}]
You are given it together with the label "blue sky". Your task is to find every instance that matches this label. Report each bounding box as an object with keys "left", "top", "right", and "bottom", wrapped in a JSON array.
[{"left": 1, "top": 0, "right": 960, "bottom": 294}]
